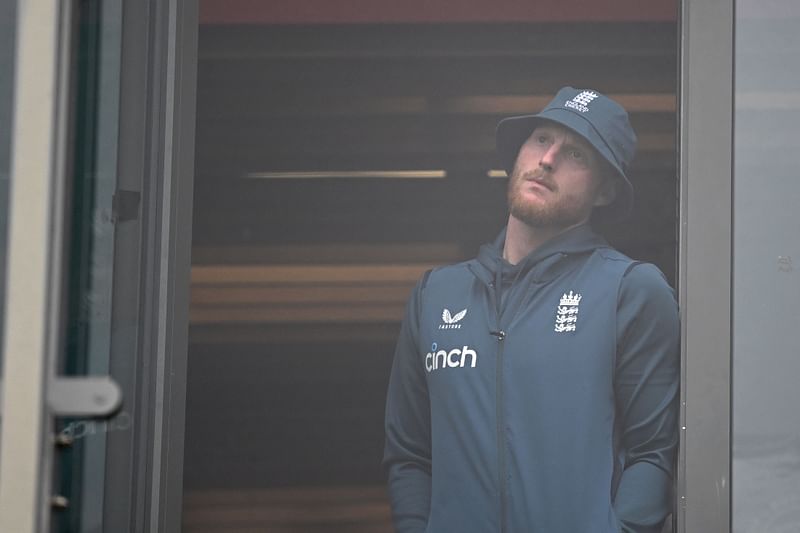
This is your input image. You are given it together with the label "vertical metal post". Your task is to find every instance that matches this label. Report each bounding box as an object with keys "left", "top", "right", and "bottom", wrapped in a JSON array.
[
  {"left": 136, "top": 1, "right": 197, "bottom": 530},
  {"left": 148, "top": 0, "right": 198, "bottom": 528},
  {"left": 677, "top": 0, "right": 734, "bottom": 531},
  {"left": 0, "top": 1, "right": 71, "bottom": 531}
]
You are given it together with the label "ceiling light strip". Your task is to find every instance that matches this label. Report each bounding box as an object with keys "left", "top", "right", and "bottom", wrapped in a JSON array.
[{"left": 244, "top": 170, "right": 447, "bottom": 179}]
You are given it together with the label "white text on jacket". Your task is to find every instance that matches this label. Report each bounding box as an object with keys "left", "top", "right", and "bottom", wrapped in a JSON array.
[{"left": 425, "top": 345, "right": 477, "bottom": 372}]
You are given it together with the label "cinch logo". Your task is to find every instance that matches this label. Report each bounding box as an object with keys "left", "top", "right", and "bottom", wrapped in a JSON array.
[
  {"left": 564, "top": 91, "right": 599, "bottom": 113},
  {"left": 425, "top": 342, "right": 478, "bottom": 372},
  {"left": 439, "top": 308, "right": 467, "bottom": 329}
]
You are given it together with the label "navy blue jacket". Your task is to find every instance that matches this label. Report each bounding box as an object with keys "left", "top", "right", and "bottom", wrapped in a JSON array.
[{"left": 383, "top": 225, "right": 679, "bottom": 533}]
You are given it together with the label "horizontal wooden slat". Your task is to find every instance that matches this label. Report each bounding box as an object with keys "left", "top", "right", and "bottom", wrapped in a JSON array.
[
  {"left": 185, "top": 486, "right": 388, "bottom": 506},
  {"left": 183, "top": 523, "right": 392, "bottom": 532},
  {"left": 198, "top": 22, "right": 676, "bottom": 59},
  {"left": 200, "top": 0, "right": 677, "bottom": 25},
  {"left": 188, "top": 323, "right": 401, "bottom": 344},
  {"left": 183, "top": 486, "right": 392, "bottom": 533},
  {"left": 244, "top": 170, "right": 447, "bottom": 179},
  {"left": 197, "top": 93, "right": 676, "bottom": 118},
  {"left": 192, "top": 264, "right": 435, "bottom": 284},
  {"left": 196, "top": 131, "right": 675, "bottom": 166},
  {"left": 190, "top": 303, "right": 405, "bottom": 324},
  {"left": 444, "top": 93, "right": 676, "bottom": 113},
  {"left": 190, "top": 263, "right": 438, "bottom": 324},
  {"left": 192, "top": 285, "right": 411, "bottom": 305},
  {"left": 192, "top": 242, "right": 464, "bottom": 264},
  {"left": 185, "top": 502, "right": 389, "bottom": 525}
]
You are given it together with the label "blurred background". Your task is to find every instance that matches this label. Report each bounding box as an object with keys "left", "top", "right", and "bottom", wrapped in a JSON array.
[{"left": 183, "top": 2, "right": 678, "bottom": 531}]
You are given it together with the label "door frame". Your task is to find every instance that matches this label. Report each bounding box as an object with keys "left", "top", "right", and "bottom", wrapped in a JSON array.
[
  {"left": 0, "top": 1, "right": 73, "bottom": 530},
  {"left": 116, "top": 1, "right": 197, "bottom": 530},
  {"left": 0, "top": 1, "right": 198, "bottom": 531},
  {"left": 677, "top": 0, "right": 734, "bottom": 531}
]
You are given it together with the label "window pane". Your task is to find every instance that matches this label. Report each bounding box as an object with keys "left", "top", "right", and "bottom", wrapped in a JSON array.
[
  {"left": 733, "top": 3, "right": 800, "bottom": 531},
  {"left": 185, "top": 17, "right": 678, "bottom": 532},
  {"left": 52, "top": 2, "right": 130, "bottom": 531}
]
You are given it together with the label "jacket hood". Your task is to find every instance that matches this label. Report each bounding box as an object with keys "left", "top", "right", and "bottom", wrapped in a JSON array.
[{"left": 471, "top": 224, "right": 610, "bottom": 286}]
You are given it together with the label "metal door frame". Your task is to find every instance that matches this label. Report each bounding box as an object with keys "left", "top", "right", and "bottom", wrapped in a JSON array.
[
  {"left": 677, "top": 0, "right": 734, "bottom": 531},
  {"left": 0, "top": 1, "right": 197, "bottom": 531},
  {"left": 131, "top": 1, "right": 197, "bottom": 530},
  {"left": 0, "top": 2, "right": 73, "bottom": 530}
]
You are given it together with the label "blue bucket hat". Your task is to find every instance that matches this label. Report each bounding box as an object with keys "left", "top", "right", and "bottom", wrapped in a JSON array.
[{"left": 496, "top": 86, "right": 637, "bottom": 221}]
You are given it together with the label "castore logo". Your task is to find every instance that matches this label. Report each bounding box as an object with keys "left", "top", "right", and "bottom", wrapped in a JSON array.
[{"left": 439, "top": 308, "right": 467, "bottom": 329}]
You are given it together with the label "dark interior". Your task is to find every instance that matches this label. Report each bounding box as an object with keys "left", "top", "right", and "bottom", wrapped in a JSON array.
[{"left": 183, "top": 21, "right": 677, "bottom": 532}]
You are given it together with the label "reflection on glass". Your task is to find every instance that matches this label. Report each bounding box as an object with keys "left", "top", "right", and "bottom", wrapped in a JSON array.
[
  {"left": 733, "top": 2, "right": 800, "bottom": 531},
  {"left": 54, "top": 1, "right": 127, "bottom": 532}
]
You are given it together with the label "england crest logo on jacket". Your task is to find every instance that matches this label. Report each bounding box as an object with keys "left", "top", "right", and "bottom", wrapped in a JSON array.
[{"left": 554, "top": 291, "right": 581, "bottom": 333}]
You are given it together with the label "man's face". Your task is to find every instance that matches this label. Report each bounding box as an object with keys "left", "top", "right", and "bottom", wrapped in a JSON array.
[{"left": 507, "top": 122, "right": 615, "bottom": 230}]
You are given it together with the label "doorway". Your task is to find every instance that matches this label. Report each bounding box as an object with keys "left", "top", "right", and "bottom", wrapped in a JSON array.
[{"left": 183, "top": 12, "right": 678, "bottom": 532}]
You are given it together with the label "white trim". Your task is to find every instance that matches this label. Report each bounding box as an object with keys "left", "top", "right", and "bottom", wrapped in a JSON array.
[{"left": 0, "top": 1, "right": 71, "bottom": 531}]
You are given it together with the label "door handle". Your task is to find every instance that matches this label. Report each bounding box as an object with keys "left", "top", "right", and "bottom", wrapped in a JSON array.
[
  {"left": 47, "top": 376, "right": 122, "bottom": 417},
  {"left": 0, "top": 376, "right": 122, "bottom": 418}
]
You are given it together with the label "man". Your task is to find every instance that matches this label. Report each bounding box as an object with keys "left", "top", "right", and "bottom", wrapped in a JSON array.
[{"left": 383, "top": 87, "right": 679, "bottom": 533}]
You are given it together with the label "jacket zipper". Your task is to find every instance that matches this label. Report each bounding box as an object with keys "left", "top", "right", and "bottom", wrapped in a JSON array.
[
  {"left": 489, "top": 279, "right": 508, "bottom": 533},
  {"left": 494, "top": 328, "right": 507, "bottom": 533},
  {"left": 473, "top": 252, "right": 567, "bottom": 532}
]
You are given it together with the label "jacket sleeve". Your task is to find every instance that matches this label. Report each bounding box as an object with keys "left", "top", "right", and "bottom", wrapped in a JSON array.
[
  {"left": 613, "top": 263, "right": 680, "bottom": 533},
  {"left": 383, "top": 279, "right": 432, "bottom": 533}
]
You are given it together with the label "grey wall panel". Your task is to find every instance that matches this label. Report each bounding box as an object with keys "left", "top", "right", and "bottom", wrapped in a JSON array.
[{"left": 732, "top": 8, "right": 800, "bottom": 533}]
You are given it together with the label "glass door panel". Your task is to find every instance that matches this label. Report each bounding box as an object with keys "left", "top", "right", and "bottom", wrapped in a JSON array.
[
  {"left": 732, "top": 3, "right": 800, "bottom": 531},
  {"left": 186, "top": 15, "right": 678, "bottom": 533},
  {"left": 53, "top": 1, "right": 128, "bottom": 531}
]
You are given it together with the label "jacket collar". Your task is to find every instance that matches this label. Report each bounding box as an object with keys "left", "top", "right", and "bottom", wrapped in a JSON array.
[{"left": 471, "top": 224, "right": 609, "bottom": 285}]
